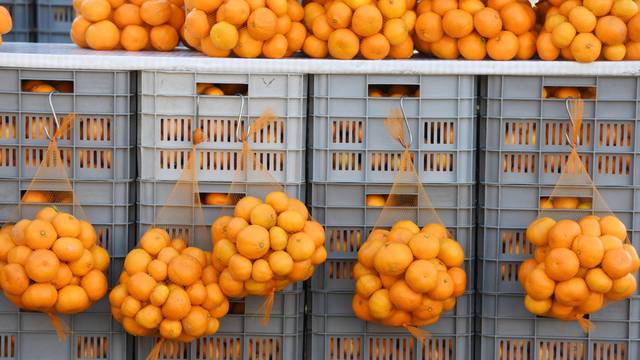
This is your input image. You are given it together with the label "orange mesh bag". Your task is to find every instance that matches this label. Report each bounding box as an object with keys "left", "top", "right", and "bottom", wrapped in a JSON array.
[
  {"left": 0, "top": 101, "right": 111, "bottom": 340},
  {"left": 109, "top": 129, "right": 228, "bottom": 359},
  {"left": 351, "top": 105, "right": 467, "bottom": 341},
  {"left": 520, "top": 99, "right": 639, "bottom": 333},
  {"left": 210, "top": 106, "right": 327, "bottom": 324}
]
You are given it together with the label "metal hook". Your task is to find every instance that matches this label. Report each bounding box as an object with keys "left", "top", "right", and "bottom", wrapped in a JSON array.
[
  {"left": 564, "top": 97, "right": 580, "bottom": 147},
  {"left": 44, "top": 90, "right": 60, "bottom": 141},
  {"left": 399, "top": 96, "right": 413, "bottom": 148},
  {"left": 235, "top": 94, "right": 248, "bottom": 141}
]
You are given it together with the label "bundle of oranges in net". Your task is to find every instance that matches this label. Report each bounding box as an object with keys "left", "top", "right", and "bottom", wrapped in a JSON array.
[
  {"left": 0, "top": 6, "right": 11, "bottom": 46},
  {"left": 302, "top": 0, "right": 417, "bottom": 59},
  {"left": 211, "top": 192, "right": 327, "bottom": 304},
  {"left": 536, "top": 0, "right": 640, "bottom": 61},
  {"left": 70, "top": 0, "right": 184, "bottom": 51},
  {"left": 521, "top": 215, "right": 639, "bottom": 326},
  {"left": 0, "top": 207, "right": 110, "bottom": 333},
  {"left": 109, "top": 228, "right": 227, "bottom": 342},
  {"left": 352, "top": 221, "right": 466, "bottom": 330},
  {"left": 182, "top": 0, "right": 307, "bottom": 57},
  {"left": 414, "top": 0, "right": 537, "bottom": 60}
]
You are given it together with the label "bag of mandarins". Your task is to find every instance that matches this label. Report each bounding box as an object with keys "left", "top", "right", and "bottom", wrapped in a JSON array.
[
  {"left": 110, "top": 128, "right": 229, "bottom": 359},
  {"left": 520, "top": 99, "right": 639, "bottom": 332},
  {"left": 209, "top": 108, "right": 327, "bottom": 324},
  {"left": 0, "top": 112, "right": 111, "bottom": 340},
  {"left": 351, "top": 106, "right": 467, "bottom": 340}
]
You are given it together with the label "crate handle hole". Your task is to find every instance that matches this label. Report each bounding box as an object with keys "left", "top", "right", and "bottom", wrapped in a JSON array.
[
  {"left": 543, "top": 86, "right": 595, "bottom": 99},
  {"left": 368, "top": 84, "right": 419, "bottom": 98},
  {"left": 540, "top": 196, "right": 592, "bottom": 210},
  {"left": 21, "top": 190, "right": 73, "bottom": 204},
  {"left": 196, "top": 83, "right": 248, "bottom": 96},
  {"left": 21, "top": 80, "right": 73, "bottom": 93},
  {"left": 201, "top": 192, "right": 243, "bottom": 206}
]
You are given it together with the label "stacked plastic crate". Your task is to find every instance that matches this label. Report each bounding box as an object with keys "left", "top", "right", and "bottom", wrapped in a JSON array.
[
  {"left": 307, "top": 74, "right": 476, "bottom": 359},
  {"left": 0, "top": 0, "right": 34, "bottom": 42},
  {"left": 478, "top": 76, "right": 640, "bottom": 359},
  {"left": 136, "top": 71, "right": 306, "bottom": 359},
  {"left": 0, "top": 69, "right": 135, "bottom": 359},
  {"left": 36, "top": 0, "right": 73, "bottom": 43}
]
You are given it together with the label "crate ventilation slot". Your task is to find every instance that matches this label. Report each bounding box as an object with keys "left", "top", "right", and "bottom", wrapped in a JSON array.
[
  {"left": 371, "top": 152, "right": 412, "bottom": 172},
  {"left": 538, "top": 340, "right": 585, "bottom": 360},
  {"left": 160, "top": 118, "right": 192, "bottom": 142},
  {"left": 0, "top": 114, "right": 17, "bottom": 140},
  {"left": 598, "top": 123, "right": 632, "bottom": 148},
  {"left": 424, "top": 121, "right": 455, "bottom": 145},
  {"left": 79, "top": 117, "right": 112, "bottom": 141},
  {"left": 332, "top": 152, "right": 362, "bottom": 171},
  {"left": 497, "top": 338, "right": 531, "bottom": 360},
  {"left": 328, "top": 260, "right": 354, "bottom": 280},
  {"left": 0, "top": 148, "right": 17, "bottom": 168},
  {"left": 422, "top": 338, "right": 454, "bottom": 360},
  {"left": 592, "top": 342, "right": 625, "bottom": 360},
  {"left": 76, "top": 335, "right": 108, "bottom": 360},
  {"left": 332, "top": 119, "right": 363, "bottom": 144},
  {"left": 543, "top": 154, "right": 591, "bottom": 175},
  {"left": 500, "top": 263, "right": 518, "bottom": 284},
  {"left": 155, "top": 339, "right": 188, "bottom": 359},
  {"left": 24, "top": 148, "right": 72, "bottom": 169},
  {"left": 25, "top": 115, "right": 71, "bottom": 141},
  {"left": 503, "top": 153, "right": 536, "bottom": 174},
  {"left": 596, "top": 155, "right": 630, "bottom": 176},
  {"left": 329, "top": 336, "right": 361, "bottom": 360},
  {"left": 544, "top": 121, "right": 590, "bottom": 147},
  {"left": 247, "top": 337, "right": 280, "bottom": 360},
  {"left": 53, "top": 6, "right": 74, "bottom": 24},
  {"left": 166, "top": 227, "right": 190, "bottom": 241},
  {"left": 328, "top": 228, "right": 362, "bottom": 254},
  {"left": 194, "top": 336, "right": 242, "bottom": 360},
  {"left": 0, "top": 334, "right": 15, "bottom": 359},
  {"left": 504, "top": 121, "right": 537, "bottom": 146},
  {"left": 368, "top": 337, "right": 416, "bottom": 360},
  {"left": 501, "top": 230, "right": 533, "bottom": 257},
  {"left": 96, "top": 226, "right": 110, "bottom": 252},
  {"left": 424, "top": 153, "right": 454, "bottom": 172},
  {"left": 79, "top": 150, "right": 112, "bottom": 169}
]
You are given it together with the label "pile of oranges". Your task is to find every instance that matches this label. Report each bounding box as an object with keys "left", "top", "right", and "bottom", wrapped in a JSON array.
[
  {"left": 0, "top": 207, "right": 110, "bottom": 315},
  {"left": 301, "top": 0, "right": 417, "bottom": 59},
  {"left": 70, "top": 0, "right": 184, "bottom": 51},
  {"left": 539, "top": 196, "right": 592, "bottom": 209},
  {"left": 211, "top": 192, "right": 327, "bottom": 298},
  {"left": 537, "top": 0, "right": 640, "bottom": 61},
  {"left": 0, "top": 6, "right": 11, "bottom": 46},
  {"left": 353, "top": 221, "right": 466, "bottom": 327},
  {"left": 414, "top": 0, "right": 537, "bottom": 60},
  {"left": 521, "top": 215, "right": 639, "bottom": 320},
  {"left": 110, "top": 228, "right": 226, "bottom": 341},
  {"left": 183, "top": 0, "right": 307, "bottom": 58}
]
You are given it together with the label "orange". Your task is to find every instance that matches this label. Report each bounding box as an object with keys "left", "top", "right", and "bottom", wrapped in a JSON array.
[
  {"left": 401, "top": 10, "right": 417, "bottom": 30},
  {"left": 135, "top": 304, "right": 163, "bottom": 329},
  {"left": 150, "top": 25, "right": 179, "bottom": 51},
  {"left": 69, "top": 15, "right": 91, "bottom": 48},
  {"left": 162, "top": 287, "right": 192, "bottom": 320},
  {"left": 212, "top": 238, "right": 237, "bottom": 266},
  {"left": 221, "top": 0, "right": 251, "bottom": 25},
  {"left": 250, "top": 203, "right": 277, "bottom": 229},
  {"left": 601, "top": 248, "right": 633, "bottom": 279},
  {"left": 122, "top": 317, "right": 152, "bottom": 336},
  {"left": 182, "top": 306, "right": 209, "bottom": 337},
  {"left": 403, "top": 259, "right": 437, "bottom": 293},
  {"left": 7, "top": 245, "right": 32, "bottom": 266},
  {"left": 352, "top": 294, "right": 373, "bottom": 321},
  {"left": 540, "top": 197, "right": 554, "bottom": 209},
  {"left": 380, "top": 273, "right": 400, "bottom": 288},
  {"left": 437, "top": 239, "right": 464, "bottom": 267},
  {"left": 121, "top": 295, "right": 142, "bottom": 317},
  {"left": 382, "top": 309, "right": 412, "bottom": 327},
  {"left": 600, "top": 235, "right": 623, "bottom": 251},
  {"left": 268, "top": 226, "right": 288, "bottom": 251},
  {"left": 86, "top": 20, "right": 120, "bottom": 50},
  {"left": 571, "top": 235, "right": 604, "bottom": 269},
  {"left": 524, "top": 294, "right": 552, "bottom": 315},
  {"left": 52, "top": 237, "right": 84, "bottom": 262},
  {"left": 168, "top": 4, "right": 185, "bottom": 29},
  {"left": 226, "top": 217, "right": 249, "bottom": 242},
  {"left": 327, "top": 28, "right": 360, "bottom": 59},
  {"left": 412, "top": 296, "right": 443, "bottom": 319},
  {"left": 276, "top": 15, "right": 292, "bottom": 34},
  {"left": 551, "top": 22, "right": 576, "bottom": 48},
  {"left": 570, "top": 32, "right": 602, "bottom": 63},
  {"left": 211, "top": 216, "right": 232, "bottom": 243},
  {"left": 544, "top": 14, "right": 567, "bottom": 32},
  {"left": 474, "top": 8, "right": 501, "bottom": 39},
  {"left": 525, "top": 268, "right": 555, "bottom": 300},
  {"left": 120, "top": 25, "right": 149, "bottom": 51},
  {"left": 391, "top": 221, "right": 420, "bottom": 235},
  {"left": 24, "top": 249, "right": 60, "bottom": 283},
  {"left": 389, "top": 280, "right": 422, "bottom": 311},
  {"left": 500, "top": 2, "right": 532, "bottom": 35},
  {"left": 611, "top": 0, "right": 638, "bottom": 21},
  {"left": 442, "top": 9, "right": 473, "bottom": 39},
  {"left": 326, "top": 1, "right": 352, "bottom": 29},
  {"left": 356, "top": 274, "right": 382, "bottom": 298},
  {"left": 0, "top": 233, "right": 14, "bottom": 261},
  {"left": 81, "top": 269, "right": 108, "bottom": 301},
  {"left": 458, "top": 32, "right": 486, "bottom": 60},
  {"left": 623, "top": 244, "right": 640, "bottom": 272},
  {"left": 184, "top": 9, "right": 210, "bottom": 39},
  {"left": 383, "top": 18, "right": 409, "bottom": 46},
  {"left": 202, "top": 283, "right": 225, "bottom": 309},
  {"left": 576, "top": 291, "right": 603, "bottom": 313},
  {"left": 518, "top": 258, "right": 539, "bottom": 286},
  {"left": 11, "top": 220, "right": 31, "bottom": 245},
  {"left": 486, "top": 31, "right": 518, "bottom": 61},
  {"left": 168, "top": 254, "right": 202, "bottom": 286},
  {"left": 526, "top": 217, "right": 556, "bottom": 246},
  {"left": 354, "top": 263, "right": 375, "bottom": 280},
  {"left": 415, "top": 11, "right": 443, "bottom": 42},
  {"left": 408, "top": 233, "right": 440, "bottom": 260},
  {"left": 427, "top": 271, "right": 455, "bottom": 300},
  {"left": 288, "top": 0, "right": 304, "bottom": 21},
  {"left": 109, "top": 284, "right": 128, "bottom": 308},
  {"left": 251, "top": 258, "right": 273, "bottom": 282},
  {"left": 606, "top": 273, "right": 637, "bottom": 300},
  {"left": 69, "top": 249, "right": 94, "bottom": 276},
  {"left": 628, "top": 14, "right": 640, "bottom": 41},
  {"left": 547, "top": 219, "right": 581, "bottom": 249},
  {"left": 124, "top": 248, "right": 152, "bottom": 274},
  {"left": 140, "top": 0, "right": 171, "bottom": 26},
  {"left": 219, "top": 268, "right": 246, "bottom": 297},
  {"left": 286, "top": 232, "right": 315, "bottom": 261},
  {"left": 555, "top": 277, "right": 589, "bottom": 306},
  {"left": 140, "top": 229, "right": 170, "bottom": 256},
  {"left": 185, "top": 0, "right": 222, "bottom": 12},
  {"left": 53, "top": 263, "right": 73, "bottom": 289},
  {"left": 127, "top": 272, "right": 157, "bottom": 301},
  {"left": 304, "top": 2, "right": 325, "bottom": 29},
  {"left": 159, "top": 319, "right": 182, "bottom": 339},
  {"left": 247, "top": 7, "right": 278, "bottom": 40},
  {"left": 0, "top": 5, "right": 12, "bottom": 34},
  {"left": 81, "top": 0, "right": 111, "bottom": 22},
  {"left": 460, "top": 0, "right": 484, "bottom": 14},
  {"left": 585, "top": 268, "right": 612, "bottom": 293},
  {"left": 262, "top": 33, "right": 288, "bottom": 58},
  {"left": 236, "top": 225, "right": 270, "bottom": 259},
  {"left": 228, "top": 254, "right": 252, "bottom": 281},
  {"left": 148, "top": 259, "right": 168, "bottom": 281},
  {"left": 559, "top": 0, "right": 580, "bottom": 16},
  {"left": 303, "top": 35, "right": 329, "bottom": 58},
  {"left": 21, "top": 283, "right": 58, "bottom": 310},
  {"left": 181, "top": 247, "right": 206, "bottom": 267},
  {"left": 431, "top": 0, "right": 456, "bottom": 15},
  {"left": 269, "top": 250, "right": 294, "bottom": 276},
  {"left": 604, "top": 44, "right": 626, "bottom": 60},
  {"left": 287, "top": 198, "right": 309, "bottom": 220},
  {"left": 600, "top": 215, "right": 627, "bottom": 240},
  {"left": 368, "top": 289, "right": 393, "bottom": 319},
  {"left": 265, "top": 191, "right": 289, "bottom": 213},
  {"left": 78, "top": 221, "right": 98, "bottom": 249},
  {"left": 568, "top": 6, "right": 596, "bottom": 33},
  {"left": 303, "top": 221, "right": 325, "bottom": 247},
  {"left": 0, "top": 263, "right": 29, "bottom": 296},
  {"left": 277, "top": 210, "right": 305, "bottom": 233},
  {"left": 578, "top": 215, "right": 601, "bottom": 237},
  {"left": 583, "top": 0, "right": 613, "bottom": 16},
  {"left": 388, "top": 36, "right": 415, "bottom": 58},
  {"left": 595, "top": 16, "right": 627, "bottom": 46},
  {"left": 378, "top": 0, "right": 406, "bottom": 18},
  {"left": 149, "top": 284, "right": 170, "bottom": 306},
  {"left": 288, "top": 259, "right": 314, "bottom": 281},
  {"left": 202, "top": 265, "right": 218, "bottom": 285},
  {"left": 544, "top": 248, "right": 580, "bottom": 281},
  {"left": 374, "top": 243, "right": 413, "bottom": 276},
  {"left": 448, "top": 267, "right": 467, "bottom": 297},
  {"left": 24, "top": 219, "right": 57, "bottom": 250},
  {"left": 358, "top": 238, "right": 385, "bottom": 268}
]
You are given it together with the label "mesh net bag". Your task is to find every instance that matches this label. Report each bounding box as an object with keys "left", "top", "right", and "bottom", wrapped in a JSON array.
[
  {"left": 351, "top": 105, "right": 467, "bottom": 340},
  {"left": 520, "top": 99, "right": 639, "bottom": 332}
]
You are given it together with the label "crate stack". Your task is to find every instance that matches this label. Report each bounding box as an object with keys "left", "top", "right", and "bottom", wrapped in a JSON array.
[
  {"left": 478, "top": 76, "right": 640, "bottom": 359},
  {"left": 306, "top": 74, "right": 476, "bottom": 359},
  {"left": 36, "top": 0, "right": 73, "bottom": 43},
  {"left": 0, "top": 0, "right": 34, "bottom": 41},
  {"left": 135, "top": 71, "right": 306, "bottom": 359},
  {"left": 0, "top": 69, "right": 135, "bottom": 359}
]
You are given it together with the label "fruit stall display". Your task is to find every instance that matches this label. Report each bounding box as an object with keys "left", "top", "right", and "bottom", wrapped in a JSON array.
[{"left": 479, "top": 76, "right": 640, "bottom": 358}]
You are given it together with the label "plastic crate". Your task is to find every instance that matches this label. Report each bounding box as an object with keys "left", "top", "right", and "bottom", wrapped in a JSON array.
[
  {"left": 36, "top": 0, "right": 73, "bottom": 43},
  {"left": 478, "top": 75, "right": 640, "bottom": 359},
  {"left": 0, "top": 258, "right": 130, "bottom": 360},
  {"left": 480, "top": 75, "right": 640, "bottom": 187},
  {"left": 135, "top": 283, "right": 304, "bottom": 360},
  {"left": 0, "top": 0, "right": 34, "bottom": 42},
  {"left": 136, "top": 180, "right": 305, "bottom": 251},
  {"left": 138, "top": 71, "right": 306, "bottom": 183},
  {"left": 309, "top": 74, "right": 476, "bottom": 184}
]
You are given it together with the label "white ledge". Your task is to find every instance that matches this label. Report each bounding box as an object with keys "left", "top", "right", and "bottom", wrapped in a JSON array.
[{"left": 2, "top": 42, "right": 640, "bottom": 76}]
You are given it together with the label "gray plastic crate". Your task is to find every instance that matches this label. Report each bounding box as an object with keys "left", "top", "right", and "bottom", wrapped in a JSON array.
[
  {"left": 135, "top": 283, "right": 304, "bottom": 360},
  {"left": 36, "top": 0, "right": 73, "bottom": 43},
  {"left": 138, "top": 71, "right": 306, "bottom": 183},
  {"left": 480, "top": 75, "right": 640, "bottom": 187},
  {"left": 0, "top": 0, "right": 34, "bottom": 42},
  {"left": 0, "top": 258, "right": 130, "bottom": 360},
  {"left": 310, "top": 74, "right": 476, "bottom": 183}
]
